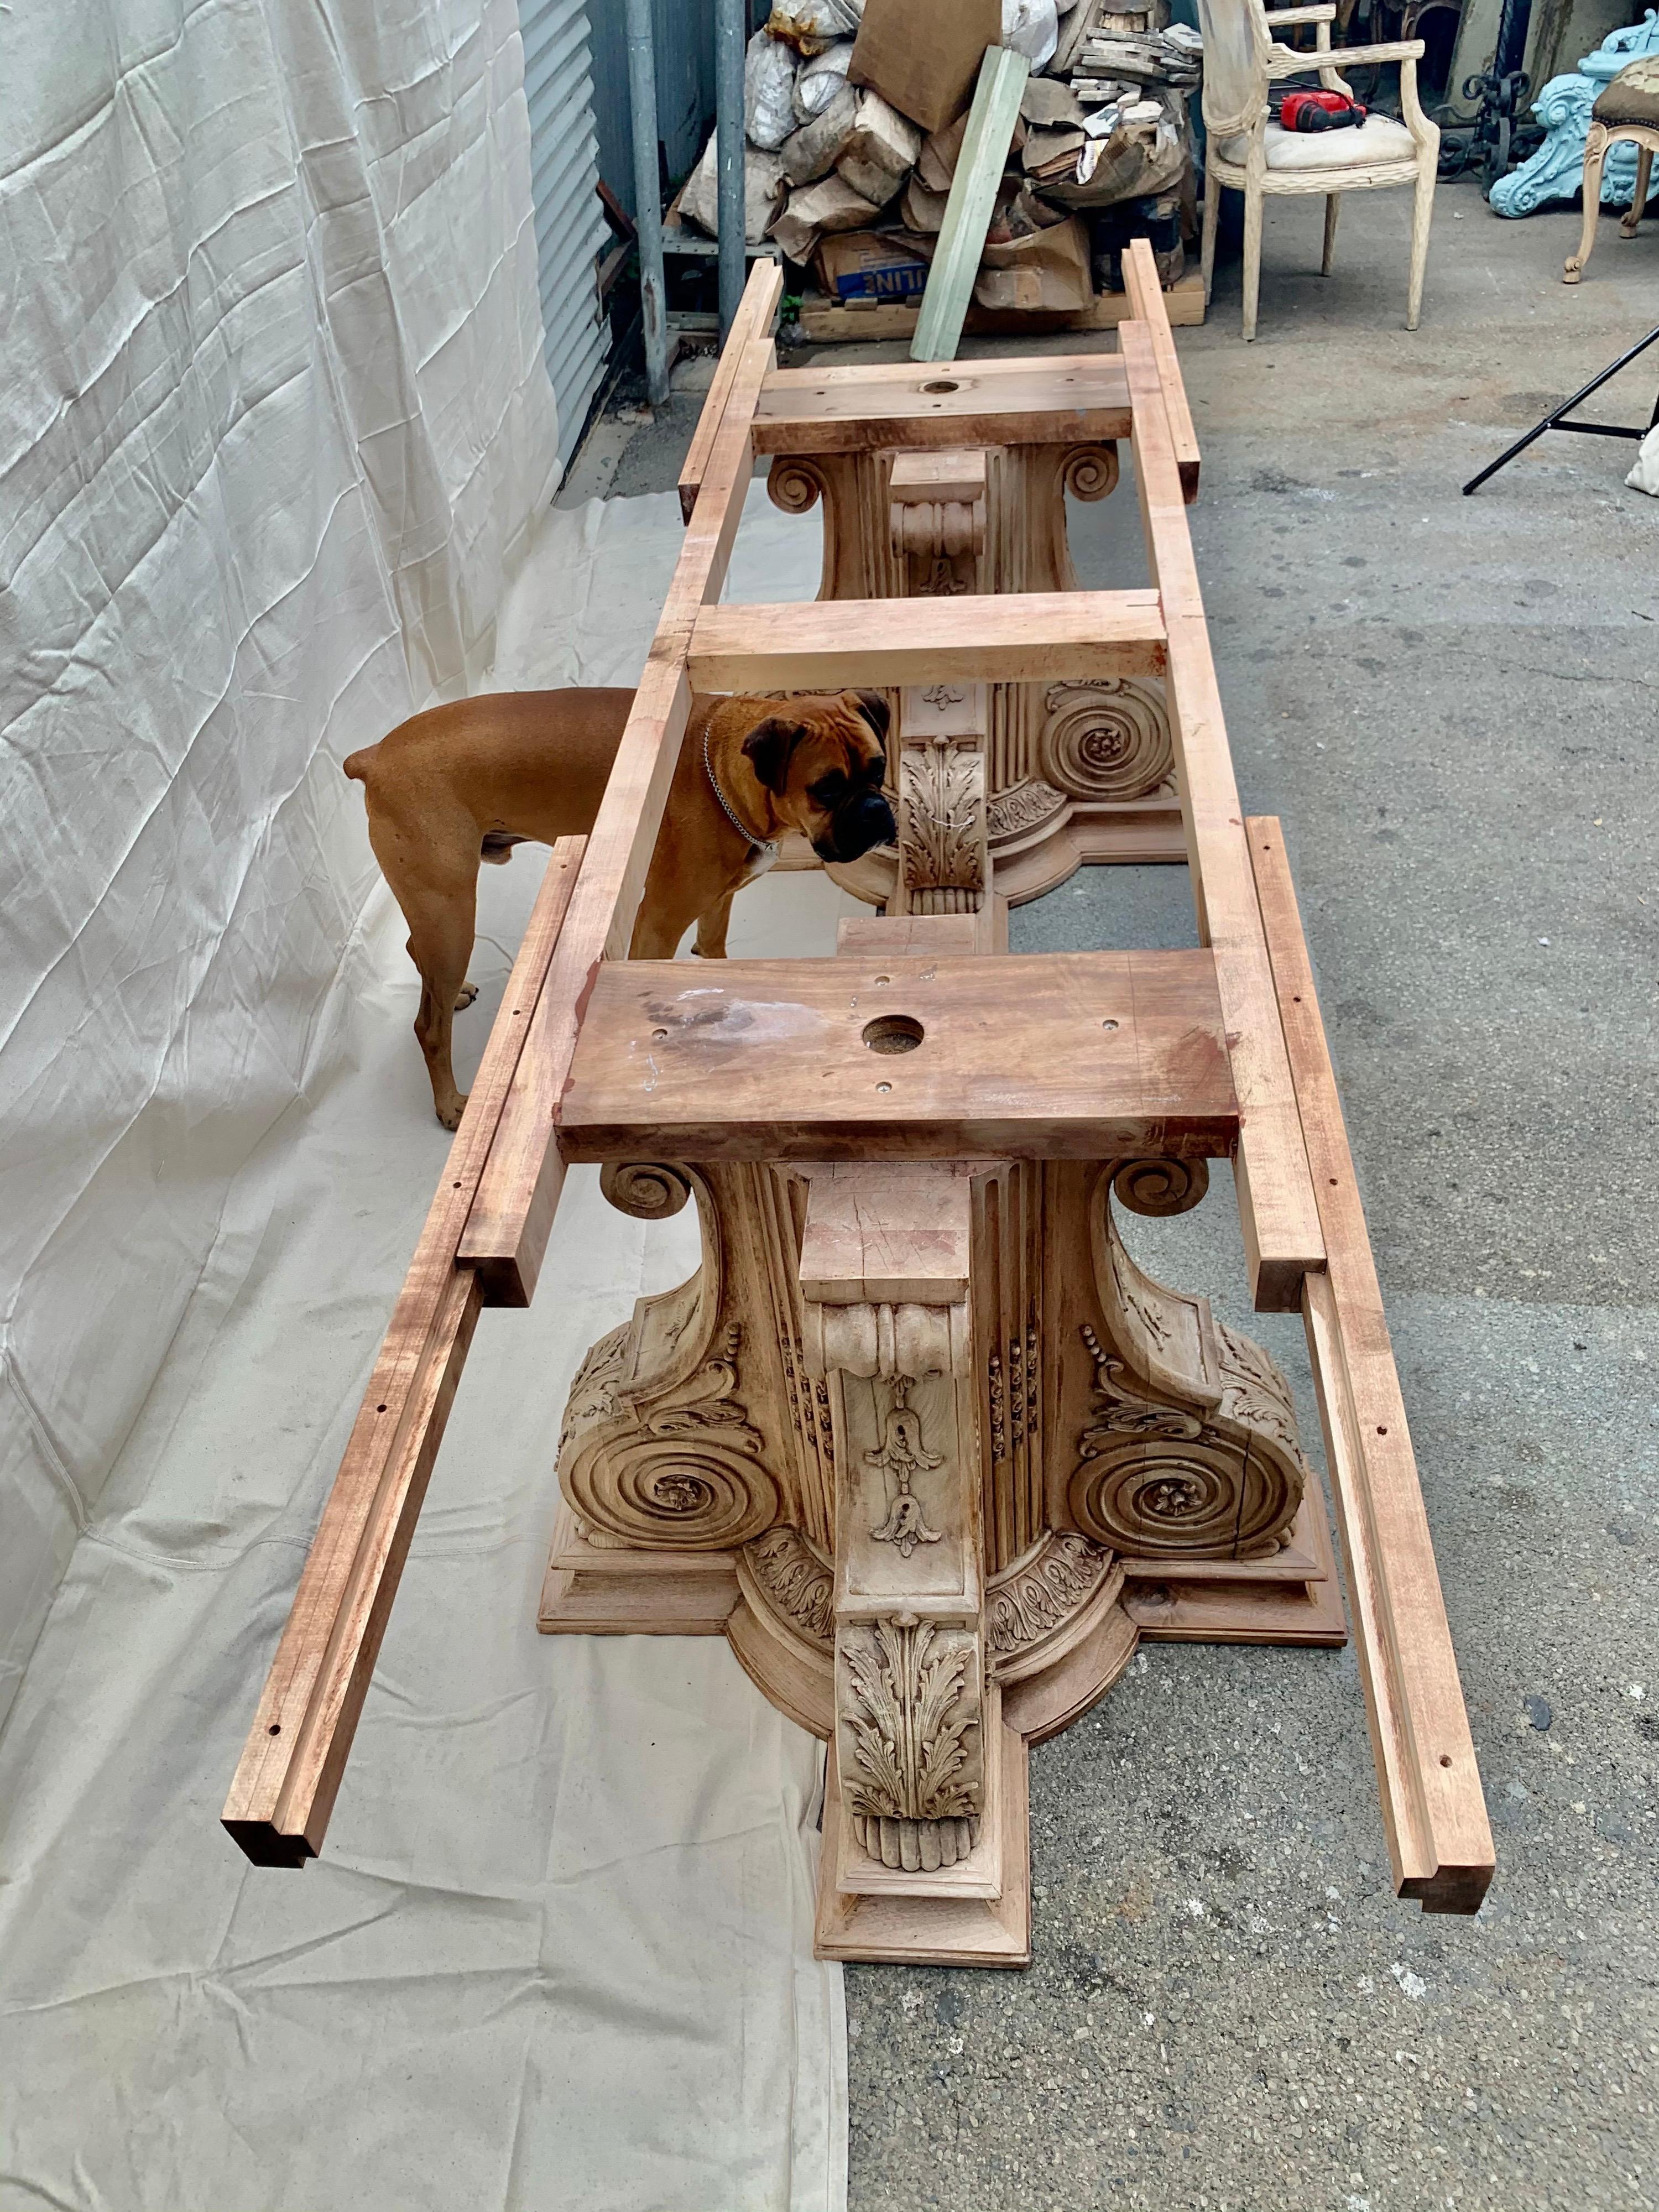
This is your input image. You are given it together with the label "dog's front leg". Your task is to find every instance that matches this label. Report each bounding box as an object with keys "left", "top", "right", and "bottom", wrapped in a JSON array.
[{"left": 692, "top": 889, "right": 735, "bottom": 961}]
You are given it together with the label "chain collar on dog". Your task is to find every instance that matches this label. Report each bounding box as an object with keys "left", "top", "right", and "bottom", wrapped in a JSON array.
[{"left": 703, "top": 728, "right": 780, "bottom": 870}]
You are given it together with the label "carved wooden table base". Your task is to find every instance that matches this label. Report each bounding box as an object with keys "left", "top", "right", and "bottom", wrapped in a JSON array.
[
  {"left": 543, "top": 1140, "right": 1340, "bottom": 1966},
  {"left": 769, "top": 440, "right": 1186, "bottom": 907}
]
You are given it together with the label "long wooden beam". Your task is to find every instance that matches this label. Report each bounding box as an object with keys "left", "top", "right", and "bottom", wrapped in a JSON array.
[
  {"left": 1120, "top": 240, "right": 1201, "bottom": 502},
  {"left": 222, "top": 837, "right": 587, "bottom": 1864},
  {"left": 1120, "top": 320, "right": 1325, "bottom": 1313},
  {"left": 1249, "top": 818, "right": 1493, "bottom": 1913},
  {"left": 677, "top": 259, "right": 782, "bottom": 523},
  {"left": 750, "top": 360, "right": 1131, "bottom": 457},
  {"left": 226, "top": 262, "right": 786, "bottom": 1868},
  {"left": 688, "top": 588, "right": 1167, "bottom": 693},
  {"left": 458, "top": 292, "right": 780, "bottom": 1306}
]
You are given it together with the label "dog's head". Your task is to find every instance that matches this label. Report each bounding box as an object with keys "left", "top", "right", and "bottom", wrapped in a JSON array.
[{"left": 740, "top": 690, "right": 895, "bottom": 864}]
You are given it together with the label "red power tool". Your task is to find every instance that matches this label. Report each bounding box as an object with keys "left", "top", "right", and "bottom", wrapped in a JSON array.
[{"left": 1276, "top": 88, "right": 1368, "bottom": 130}]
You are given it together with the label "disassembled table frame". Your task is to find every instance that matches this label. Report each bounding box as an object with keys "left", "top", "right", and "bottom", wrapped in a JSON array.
[{"left": 225, "top": 252, "right": 1495, "bottom": 1966}]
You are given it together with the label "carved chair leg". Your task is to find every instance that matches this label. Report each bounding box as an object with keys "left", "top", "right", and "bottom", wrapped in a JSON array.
[
  {"left": 1241, "top": 182, "right": 1264, "bottom": 342},
  {"left": 1322, "top": 192, "right": 1340, "bottom": 276},
  {"left": 1565, "top": 124, "right": 1611, "bottom": 284},
  {"left": 1201, "top": 175, "right": 1221, "bottom": 306},
  {"left": 1623, "top": 142, "right": 1654, "bottom": 239},
  {"left": 1406, "top": 162, "right": 1434, "bottom": 331}
]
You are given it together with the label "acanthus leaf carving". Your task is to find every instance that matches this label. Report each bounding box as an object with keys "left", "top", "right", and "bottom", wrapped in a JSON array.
[
  {"left": 840, "top": 1614, "right": 983, "bottom": 1869},
  {"left": 900, "top": 735, "right": 986, "bottom": 895}
]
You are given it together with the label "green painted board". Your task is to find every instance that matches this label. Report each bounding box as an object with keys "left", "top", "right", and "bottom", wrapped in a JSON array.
[{"left": 910, "top": 45, "right": 1032, "bottom": 365}]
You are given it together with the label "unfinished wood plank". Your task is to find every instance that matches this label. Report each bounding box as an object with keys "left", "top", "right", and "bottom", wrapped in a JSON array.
[
  {"left": 1249, "top": 816, "right": 1493, "bottom": 1914},
  {"left": 678, "top": 259, "right": 783, "bottom": 522},
  {"left": 688, "top": 588, "right": 1166, "bottom": 693},
  {"left": 1121, "top": 239, "right": 1201, "bottom": 502},
  {"left": 752, "top": 358, "right": 1131, "bottom": 455},
  {"left": 796, "top": 266, "right": 1208, "bottom": 342},
  {"left": 557, "top": 948, "right": 1238, "bottom": 1162},
  {"left": 457, "top": 328, "right": 778, "bottom": 1305},
  {"left": 222, "top": 836, "right": 587, "bottom": 1866},
  {"left": 912, "top": 45, "right": 1031, "bottom": 364},
  {"left": 1119, "top": 320, "right": 1323, "bottom": 1312},
  {"left": 888, "top": 448, "right": 988, "bottom": 505}
]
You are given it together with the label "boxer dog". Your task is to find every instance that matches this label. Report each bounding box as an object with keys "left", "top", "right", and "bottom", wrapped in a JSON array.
[{"left": 345, "top": 686, "right": 893, "bottom": 1128}]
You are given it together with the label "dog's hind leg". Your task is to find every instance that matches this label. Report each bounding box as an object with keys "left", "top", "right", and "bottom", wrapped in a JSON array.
[
  {"left": 366, "top": 810, "right": 479, "bottom": 1129},
  {"left": 692, "top": 889, "right": 735, "bottom": 961},
  {"left": 404, "top": 880, "right": 478, "bottom": 1130}
]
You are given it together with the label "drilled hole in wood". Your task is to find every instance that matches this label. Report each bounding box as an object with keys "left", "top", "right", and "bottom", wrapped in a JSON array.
[
  {"left": 1377, "top": 1425, "right": 1388, "bottom": 1436},
  {"left": 874, "top": 974, "right": 891, "bottom": 986},
  {"left": 268, "top": 1724, "right": 281, "bottom": 1735},
  {"left": 1102, "top": 1018, "right": 1119, "bottom": 1031},
  {"left": 651, "top": 1026, "right": 669, "bottom": 1040},
  {"left": 921, "top": 379, "right": 959, "bottom": 394},
  {"left": 875, "top": 1081, "right": 893, "bottom": 1093},
  {"left": 376, "top": 1404, "right": 387, "bottom": 1413},
  {"left": 862, "top": 1014, "right": 924, "bottom": 1055},
  {"left": 1439, "top": 1754, "right": 1452, "bottom": 1767}
]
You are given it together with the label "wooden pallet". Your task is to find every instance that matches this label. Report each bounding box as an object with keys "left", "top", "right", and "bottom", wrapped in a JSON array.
[{"left": 797, "top": 265, "right": 1206, "bottom": 344}]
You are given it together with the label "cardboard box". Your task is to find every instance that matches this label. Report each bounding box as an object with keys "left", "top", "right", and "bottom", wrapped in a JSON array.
[
  {"left": 848, "top": 0, "right": 1000, "bottom": 135},
  {"left": 972, "top": 213, "right": 1093, "bottom": 312},
  {"left": 816, "top": 228, "right": 933, "bottom": 302}
]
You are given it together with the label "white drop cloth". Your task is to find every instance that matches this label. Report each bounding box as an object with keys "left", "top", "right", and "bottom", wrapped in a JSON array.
[
  {"left": 1, "top": 288, "right": 852, "bottom": 2204},
  {"left": 0, "top": 0, "right": 559, "bottom": 1725}
]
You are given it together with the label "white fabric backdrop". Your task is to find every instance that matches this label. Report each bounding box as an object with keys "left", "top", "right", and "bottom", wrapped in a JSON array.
[
  {"left": 0, "top": 193, "right": 851, "bottom": 2181},
  {"left": 0, "top": 0, "right": 560, "bottom": 1719}
]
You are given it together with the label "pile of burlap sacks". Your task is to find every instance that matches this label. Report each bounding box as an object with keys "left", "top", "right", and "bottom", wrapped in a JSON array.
[{"left": 676, "top": 0, "right": 1199, "bottom": 314}]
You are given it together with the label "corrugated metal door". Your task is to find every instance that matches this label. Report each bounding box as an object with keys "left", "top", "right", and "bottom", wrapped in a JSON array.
[{"left": 518, "top": 0, "right": 610, "bottom": 455}]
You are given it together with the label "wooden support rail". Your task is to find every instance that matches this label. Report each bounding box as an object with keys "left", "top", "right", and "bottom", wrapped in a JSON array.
[
  {"left": 227, "top": 258, "right": 786, "bottom": 1867},
  {"left": 222, "top": 837, "right": 586, "bottom": 1864},
  {"left": 1121, "top": 241, "right": 1201, "bottom": 502},
  {"left": 1120, "top": 320, "right": 1325, "bottom": 1312},
  {"left": 677, "top": 260, "right": 782, "bottom": 522},
  {"left": 1250, "top": 819, "right": 1494, "bottom": 1913},
  {"left": 687, "top": 589, "right": 1167, "bottom": 693},
  {"left": 460, "top": 309, "right": 780, "bottom": 1307}
]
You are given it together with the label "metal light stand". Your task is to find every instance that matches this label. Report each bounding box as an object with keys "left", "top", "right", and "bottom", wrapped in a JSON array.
[{"left": 1463, "top": 321, "right": 1659, "bottom": 493}]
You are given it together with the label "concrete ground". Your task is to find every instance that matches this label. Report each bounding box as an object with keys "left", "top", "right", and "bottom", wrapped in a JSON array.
[{"left": 566, "top": 176, "right": 1658, "bottom": 2211}]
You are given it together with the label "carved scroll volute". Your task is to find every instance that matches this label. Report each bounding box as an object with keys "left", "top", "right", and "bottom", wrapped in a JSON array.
[
  {"left": 1063, "top": 1166, "right": 1310, "bottom": 1561},
  {"left": 561, "top": 1163, "right": 782, "bottom": 1552},
  {"left": 796, "top": 1162, "right": 991, "bottom": 1885},
  {"left": 766, "top": 452, "right": 892, "bottom": 603},
  {"left": 1037, "top": 678, "right": 1175, "bottom": 806}
]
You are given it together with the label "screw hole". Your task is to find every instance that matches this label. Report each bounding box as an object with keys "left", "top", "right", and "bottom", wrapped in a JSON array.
[
  {"left": 268, "top": 1724, "right": 281, "bottom": 1736},
  {"left": 376, "top": 1404, "right": 388, "bottom": 1413},
  {"left": 875, "top": 1081, "right": 893, "bottom": 1093},
  {"left": 1376, "top": 1425, "right": 1388, "bottom": 1436},
  {"left": 1438, "top": 1754, "right": 1452, "bottom": 1767},
  {"left": 651, "top": 1026, "right": 669, "bottom": 1040},
  {"left": 862, "top": 1013, "right": 924, "bottom": 1055},
  {"left": 1328, "top": 1177, "right": 1338, "bottom": 1186},
  {"left": 921, "top": 378, "right": 959, "bottom": 394},
  {"left": 874, "top": 974, "right": 891, "bottom": 986},
  {"left": 1101, "top": 1018, "right": 1119, "bottom": 1031}
]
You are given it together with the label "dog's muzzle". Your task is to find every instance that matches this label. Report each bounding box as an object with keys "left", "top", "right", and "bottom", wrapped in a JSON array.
[{"left": 815, "top": 789, "right": 896, "bottom": 863}]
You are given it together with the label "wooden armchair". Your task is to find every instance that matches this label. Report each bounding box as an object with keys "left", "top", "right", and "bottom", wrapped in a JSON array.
[{"left": 1196, "top": 0, "right": 1441, "bottom": 340}]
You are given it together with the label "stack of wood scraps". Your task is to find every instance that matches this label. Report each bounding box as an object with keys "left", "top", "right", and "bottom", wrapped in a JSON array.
[{"left": 670, "top": 0, "right": 1207, "bottom": 344}]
